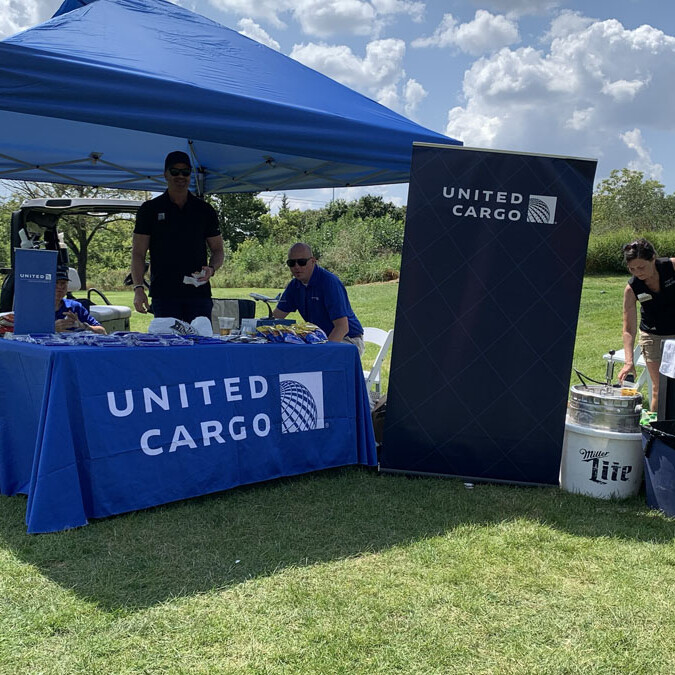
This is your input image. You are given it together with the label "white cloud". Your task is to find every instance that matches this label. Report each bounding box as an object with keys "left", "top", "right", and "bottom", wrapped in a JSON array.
[
  {"left": 412, "top": 10, "right": 519, "bottom": 55},
  {"left": 454, "top": 10, "right": 520, "bottom": 55},
  {"left": 237, "top": 18, "right": 281, "bottom": 50},
  {"left": 0, "top": 0, "right": 59, "bottom": 38},
  {"left": 472, "top": 0, "right": 559, "bottom": 17},
  {"left": 446, "top": 106, "right": 502, "bottom": 147},
  {"left": 290, "top": 38, "right": 425, "bottom": 115},
  {"left": 620, "top": 128, "right": 663, "bottom": 180},
  {"left": 294, "top": 0, "right": 375, "bottom": 37},
  {"left": 206, "top": 0, "right": 291, "bottom": 29},
  {"left": 544, "top": 10, "right": 594, "bottom": 41},
  {"left": 601, "top": 79, "right": 645, "bottom": 102},
  {"left": 375, "top": 84, "right": 400, "bottom": 111},
  {"left": 412, "top": 13, "right": 457, "bottom": 48},
  {"left": 370, "top": 0, "right": 424, "bottom": 22},
  {"left": 445, "top": 18, "right": 675, "bottom": 175},
  {"left": 564, "top": 107, "right": 594, "bottom": 131},
  {"left": 291, "top": 38, "right": 405, "bottom": 93},
  {"left": 207, "top": 0, "right": 423, "bottom": 37},
  {"left": 403, "top": 78, "right": 427, "bottom": 117},
  {"left": 290, "top": 43, "right": 367, "bottom": 89}
]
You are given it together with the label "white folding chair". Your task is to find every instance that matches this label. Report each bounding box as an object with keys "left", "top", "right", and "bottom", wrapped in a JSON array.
[
  {"left": 602, "top": 344, "right": 652, "bottom": 402},
  {"left": 363, "top": 327, "right": 394, "bottom": 395}
]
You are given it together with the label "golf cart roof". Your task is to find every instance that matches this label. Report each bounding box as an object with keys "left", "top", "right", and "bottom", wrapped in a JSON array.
[{"left": 19, "top": 198, "right": 144, "bottom": 217}]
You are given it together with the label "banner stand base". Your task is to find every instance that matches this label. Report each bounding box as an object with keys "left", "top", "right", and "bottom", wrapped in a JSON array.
[{"left": 377, "top": 466, "right": 556, "bottom": 488}]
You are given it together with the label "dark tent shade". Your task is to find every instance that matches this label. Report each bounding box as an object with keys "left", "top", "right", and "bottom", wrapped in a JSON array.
[{"left": 0, "top": 0, "right": 460, "bottom": 194}]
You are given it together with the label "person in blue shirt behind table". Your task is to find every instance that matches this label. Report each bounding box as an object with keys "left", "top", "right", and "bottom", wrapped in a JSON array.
[
  {"left": 54, "top": 268, "right": 106, "bottom": 334},
  {"left": 273, "top": 242, "right": 364, "bottom": 355}
]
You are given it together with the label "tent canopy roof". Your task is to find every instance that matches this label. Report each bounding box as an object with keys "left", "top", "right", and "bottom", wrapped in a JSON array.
[{"left": 0, "top": 0, "right": 460, "bottom": 194}]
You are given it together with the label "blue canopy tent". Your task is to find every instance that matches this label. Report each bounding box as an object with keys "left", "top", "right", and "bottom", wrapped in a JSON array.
[{"left": 0, "top": 0, "right": 460, "bottom": 195}]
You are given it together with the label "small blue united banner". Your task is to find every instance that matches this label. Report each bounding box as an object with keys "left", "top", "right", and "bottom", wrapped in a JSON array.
[
  {"left": 381, "top": 144, "right": 597, "bottom": 485},
  {"left": 13, "top": 249, "right": 58, "bottom": 335}
]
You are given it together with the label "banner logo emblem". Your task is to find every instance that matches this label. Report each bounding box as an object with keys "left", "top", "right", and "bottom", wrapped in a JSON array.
[
  {"left": 527, "top": 195, "right": 557, "bottom": 224},
  {"left": 279, "top": 372, "right": 324, "bottom": 433}
]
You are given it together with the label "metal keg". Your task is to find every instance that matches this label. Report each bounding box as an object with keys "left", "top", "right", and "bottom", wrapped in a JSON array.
[{"left": 567, "top": 384, "right": 642, "bottom": 433}]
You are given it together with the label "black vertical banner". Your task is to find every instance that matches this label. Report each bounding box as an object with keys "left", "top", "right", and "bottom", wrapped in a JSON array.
[{"left": 380, "top": 144, "right": 597, "bottom": 485}]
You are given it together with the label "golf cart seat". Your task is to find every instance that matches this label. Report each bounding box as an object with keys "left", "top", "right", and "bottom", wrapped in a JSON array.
[{"left": 67, "top": 268, "right": 131, "bottom": 332}]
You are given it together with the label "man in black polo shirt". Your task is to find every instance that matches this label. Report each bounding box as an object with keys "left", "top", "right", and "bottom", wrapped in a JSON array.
[{"left": 131, "top": 151, "right": 224, "bottom": 323}]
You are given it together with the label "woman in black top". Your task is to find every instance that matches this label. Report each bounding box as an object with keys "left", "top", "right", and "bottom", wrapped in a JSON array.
[{"left": 619, "top": 238, "right": 675, "bottom": 411}]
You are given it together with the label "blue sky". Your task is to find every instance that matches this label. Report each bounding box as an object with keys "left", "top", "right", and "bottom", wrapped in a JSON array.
[{"left": 2, "top": 0, "right": 675, "bottom": 212}]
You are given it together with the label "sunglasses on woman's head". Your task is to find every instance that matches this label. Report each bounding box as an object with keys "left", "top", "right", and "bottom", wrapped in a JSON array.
[
  {"left": 168, "top": 168, "right": 191, "bottom": 177},
  {"left": 286, "top": 258, "right": 310, "bottom": 267}
]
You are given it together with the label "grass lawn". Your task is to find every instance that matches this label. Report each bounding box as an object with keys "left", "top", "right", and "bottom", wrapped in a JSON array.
[{"left": 2, "top": 275, "right": 675, "bottom": 674}]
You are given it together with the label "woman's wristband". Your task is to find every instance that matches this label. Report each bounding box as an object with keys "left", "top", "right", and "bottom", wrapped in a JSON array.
[{"left": 133, "top": 284, "right": 146, "bottom": 291}]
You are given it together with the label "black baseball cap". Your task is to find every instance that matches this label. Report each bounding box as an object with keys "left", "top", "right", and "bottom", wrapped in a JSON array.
[
  {"left": 56, "top": 267, "right": 69, "bottom": 280},
  {"left": 164, "top": 150, "right": 191, "bottom": 170}
]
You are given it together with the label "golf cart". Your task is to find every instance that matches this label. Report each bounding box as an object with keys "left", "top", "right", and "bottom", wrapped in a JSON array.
[{"left": 1, "top": 198, "right": 143, "bottom": 332}]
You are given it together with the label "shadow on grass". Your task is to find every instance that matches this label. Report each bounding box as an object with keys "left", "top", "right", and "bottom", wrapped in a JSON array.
[{"left": 0, "top": 465, "right": 672, "bottom": 611}]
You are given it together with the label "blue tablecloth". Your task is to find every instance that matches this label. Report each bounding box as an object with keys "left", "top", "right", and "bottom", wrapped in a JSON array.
[{"left": 0, "top": 340, "right": 376, "bottom": 533}]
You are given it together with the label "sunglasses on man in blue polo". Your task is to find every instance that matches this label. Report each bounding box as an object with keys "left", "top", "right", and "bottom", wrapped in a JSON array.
[
  {"left": 286, "top": 258, "right": 311, "bottom": 267},
  {"left": 168, "top": 167, "right": 191, "bottom": 177}
]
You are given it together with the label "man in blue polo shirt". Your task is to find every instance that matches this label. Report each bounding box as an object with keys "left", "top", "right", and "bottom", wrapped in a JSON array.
[
  {"left": 273, "top": 242, "right": 364, "bottom": 355},
  {"left": 54, "top": 268, "right": 106, "bottom": 334}
]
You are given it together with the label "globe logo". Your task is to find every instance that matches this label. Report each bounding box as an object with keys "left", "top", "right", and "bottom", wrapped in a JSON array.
[
  {"left": 527, "top": 195, "right": 557, "bottom": 224},
  {"left": 527, "top": 197, "right": 551, "bottom": 223},
  {"left": 280, "top": 379, "right": 319, "bottom": 433}
]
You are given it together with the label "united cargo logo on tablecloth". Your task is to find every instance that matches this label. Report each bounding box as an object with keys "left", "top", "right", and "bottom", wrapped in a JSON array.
[
  {"left": 279, "top": 371, "right": 325, "bottom": 433},
  {"left": 105, "top": 370, "right": 326, "bottom": 454}
]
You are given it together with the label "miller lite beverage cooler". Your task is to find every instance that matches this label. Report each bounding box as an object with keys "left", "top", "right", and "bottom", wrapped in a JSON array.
[{"left": 560, "top": 381, "right": 644, "bottom": 499}]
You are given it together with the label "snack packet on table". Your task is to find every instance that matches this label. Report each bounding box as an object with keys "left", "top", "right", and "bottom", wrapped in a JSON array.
[
  {"left": 255, "top": 322, "right": 328, "bottom": 344},
  {"left": 256, "top": 325, "right": 285, "bottom": 343},
  {"left": 294, "top": 322, "right": 328, "bottom": 344}
]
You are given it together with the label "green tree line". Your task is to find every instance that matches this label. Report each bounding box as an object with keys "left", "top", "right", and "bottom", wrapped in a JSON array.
[
  {"left": 1, "top": 167, "right": 674, "bottom": 289},
  {"left": 0, "top": 181, "right": 406, "bottom": 289}
]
